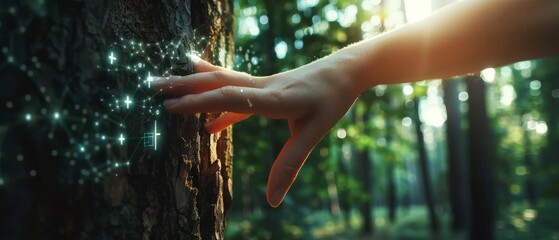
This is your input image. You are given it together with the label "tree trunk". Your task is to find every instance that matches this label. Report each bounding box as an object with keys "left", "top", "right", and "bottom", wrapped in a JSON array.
[
  {"left": 358, "top": 148, "right": 373, "bottom": 235},
  {"left": 385, "top": 99, "right": 397, "bottom": 223},
  {"left": 522, "top": 118, "right": 537, "bottom": 205},
  {"left": 442, "top": 79, "right": 470, "bottom": 233},
  {"left": 354, "top": 102, "right": 374, "bottom": 235},
  {"left": 412, "top": 98, "right": 440, "bottom": 233},
  {"left": 0, "top": 0, "right": 233, "bottom": 239},
  {"left": 110, "top": 1, "right": 234, "bottom": 239},
  {"left": 466, "top": 76, "right": 495, "bottom": 240}
]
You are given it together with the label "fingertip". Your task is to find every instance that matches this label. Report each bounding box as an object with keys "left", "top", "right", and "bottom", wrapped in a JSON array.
[
  {"left": 266, "top": 187, "right": 285, "bottom": 208},
  {"left": 205, "top": 121, "right": 227, "bottom": 134}
]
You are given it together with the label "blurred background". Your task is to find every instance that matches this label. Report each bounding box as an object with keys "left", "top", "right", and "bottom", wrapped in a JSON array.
[
  {"left": 227, "top": 0, "right": 559, "bottom": 239},
  {"left": 1, "top": 0, "right": 558, "bottom": 239}
]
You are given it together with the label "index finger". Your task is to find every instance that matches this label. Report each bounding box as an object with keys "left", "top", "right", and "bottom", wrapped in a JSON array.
[{"left": 154, "top": 72, "right": 260, "bottom": 95}]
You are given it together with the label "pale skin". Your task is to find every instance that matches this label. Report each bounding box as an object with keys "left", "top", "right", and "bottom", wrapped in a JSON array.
[{"left": 154, "top": 0, "right": 559, "bottom": 207}]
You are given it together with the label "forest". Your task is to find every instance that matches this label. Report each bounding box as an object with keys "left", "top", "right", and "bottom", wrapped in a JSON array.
[{"left": 1, "top": 0, "right": 559, "bottom": 239}]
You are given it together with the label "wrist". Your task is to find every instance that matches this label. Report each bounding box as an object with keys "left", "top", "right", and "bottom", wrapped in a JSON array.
[{"left": 328, "top": 35, "right": 397, "bottom": 95}]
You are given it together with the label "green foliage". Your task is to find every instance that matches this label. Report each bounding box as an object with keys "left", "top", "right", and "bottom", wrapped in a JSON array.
[{"left": 229, "top": 0, "right": 559, "bottom": 239}]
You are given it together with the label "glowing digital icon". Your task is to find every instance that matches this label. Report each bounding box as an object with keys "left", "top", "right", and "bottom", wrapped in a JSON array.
[
  {"left": 143, "top": 120, "right": 161, "bottom": 150},
  {"left": 124, "top": 95, "right": 132, "bottom": 109},
  {"left": 143, "top": 133, "right": 154, "bottom": 147},
  {"left": 118, "top": 134, "right": 125, "bottom": 145},
  {"left": 109, "top": 52, "right": 116, "bottom": 64},
  {"left": 146, "top": 72, "right": 154, "bottom": 88}
]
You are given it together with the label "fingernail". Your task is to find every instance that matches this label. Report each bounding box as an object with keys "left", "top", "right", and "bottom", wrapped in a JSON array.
[
  {"left": 269, "top": 188, "right": 284, "bottom": 208},
  {"left": 163, "top": 99, "right": 179, "bottom": 108},
  {"left": 189, "top": 53, "right": 201, "bottom": 63}
]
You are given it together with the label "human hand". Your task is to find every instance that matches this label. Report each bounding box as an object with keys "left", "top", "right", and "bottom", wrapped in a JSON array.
[{"left": 154, "top": 56, "right": 361, "bottom": 207}]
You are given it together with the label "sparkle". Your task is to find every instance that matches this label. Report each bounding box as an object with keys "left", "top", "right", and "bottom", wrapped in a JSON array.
[
  {"left": 143, "top": 121, "right": 161, "bottom": 150},
  {"left": 146, "top": 72, "right": 157, "bottom": 88},
  {"left": 124, "top": 95, "right": 132, "bottom": 109},
  {"left": 154, "top": 120, "right": 161, "bottom": 150},
  {"left": 25, "top": 113, "right": 32, "bottom": 121},
  {"left": 118, "top": 134, "right": 125, "bottom": 145},
  {"left": 54, "top": 112, "right": 60, "bottom": 119},
  {"left": 109, "top": 52, "right": 117, "bottom": 64}
]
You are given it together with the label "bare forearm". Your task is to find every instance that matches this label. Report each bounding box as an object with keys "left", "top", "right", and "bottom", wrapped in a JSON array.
[{"left": 335, "top": 0, "right": 559, "bottom": 92}]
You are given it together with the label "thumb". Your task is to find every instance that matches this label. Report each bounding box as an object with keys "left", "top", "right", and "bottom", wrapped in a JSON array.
[{"left": 266, "top": 120, "right": 324, "bottom": 207}]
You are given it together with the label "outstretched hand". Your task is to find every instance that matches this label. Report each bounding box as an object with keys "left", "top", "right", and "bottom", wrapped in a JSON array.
[{"left": 154, "top": 57, "right": 361, "bottom": 207}]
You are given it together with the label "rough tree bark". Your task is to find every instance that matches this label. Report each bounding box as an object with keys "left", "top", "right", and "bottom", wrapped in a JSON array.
[
  {"left": 110, "top": 1, "right": 234, "bottom": 239},
  {"left": 0, "top": 0, "right": 232, "bottom": 239}
]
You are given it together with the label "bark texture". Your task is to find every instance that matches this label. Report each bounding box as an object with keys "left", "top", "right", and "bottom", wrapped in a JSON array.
[{"left": 110, "top": 1, "right": 234, "bottom": 239}]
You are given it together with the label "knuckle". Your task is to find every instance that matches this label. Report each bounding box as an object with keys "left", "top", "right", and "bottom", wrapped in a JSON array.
[
  {"left": 211, "top": 71, "right": 226, "bottom": 81},
  {"left": 219, "top": 86, "right": 237, "bottom": 97},
  {"left": 266, "top": 88, "right": 284, "bottom": 105}
]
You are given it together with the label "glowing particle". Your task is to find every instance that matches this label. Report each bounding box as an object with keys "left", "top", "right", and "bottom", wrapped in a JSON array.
[
  {"left": 30, "top": 170, "right": 37, "bottom": 177},
  {"left": 109, "top": 52, "right": 117, "bottom": 64},
  {"left": 53, "top": 112, "right": 60, "bottom": 119},
  {"left": 336, "top": 128, "right": 347, "bottom": 139},
  {"left": 6, "top": 101, "right": 13, "bottom": 108},
  {"left": 0, "top": 178, "right": 4, "bottom": 186},
  {"left": 25, "top": 113, "right": 32, "bottom": 121},
  {"left": 124, "top": 95, "right": 132, "bottom": 109},
  {"left": 118, "top": 134, "right": 125, "bottom": 145},
  {"left": 115, "top": 162, "right": 120, "bottom": 168},
  {"left": 458, "top": 91, "right": 469, "bottom": 101}
]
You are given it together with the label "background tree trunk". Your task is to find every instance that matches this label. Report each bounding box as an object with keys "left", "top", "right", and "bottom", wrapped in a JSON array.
[
  {"left": 442, "top": 79, "right": 470, "bottom": 233},
  {"left": 385, "top": 97, "right": 397, "bottom": 223},
  {"left": 467, "top": 76, "right": 496, "bottom": 240},
  {"left": 412, "top": 98, "right": 440, "bottom": 233}
]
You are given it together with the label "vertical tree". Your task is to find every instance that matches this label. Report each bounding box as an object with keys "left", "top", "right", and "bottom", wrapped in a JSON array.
[
  {"left": 0, "top": 0, "right": 234, "bottom": 239},
  {"left": 442, "top": 79, "right": 470, "bottom": 233},
  {"left": 354, "top": 101, "right": 375, "bottom": 235},
  {"left": 385, "top": 95, "right": 397, "bottom": 223},
  {"left": 467, "top": 76, "right": 496, "bottom": 240},
  {"left": 110, "top": 1, "right": 234, "bottom": 239},
  {"left": 412, "top": 98, "right": 440, "bottom": 233}
]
